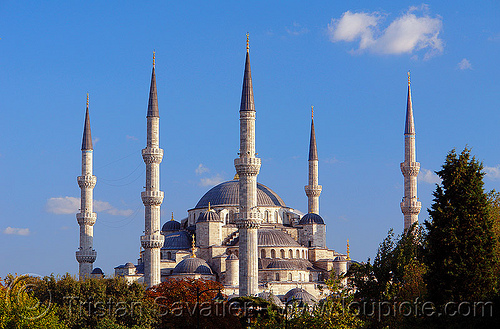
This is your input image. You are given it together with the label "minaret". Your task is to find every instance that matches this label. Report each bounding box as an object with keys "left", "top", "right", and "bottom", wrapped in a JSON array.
[
  {"left": 400, "top": 72, "right": 421, "bottom": 232},
  {"left": 141, "top": 52, "right": 165, "bottom": 287},
  {"left": 76, "top": 93, "right": 97, "bottom": 279},
  {"left": 234, "top": 34, "right": 261, "bottom": 296},
  {"left": 304, "top": 106, "right": 322, "bottom": 214}
]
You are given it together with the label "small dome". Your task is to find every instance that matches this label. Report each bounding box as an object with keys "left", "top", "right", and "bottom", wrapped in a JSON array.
[
  {"left": 91, "top": 267, "right": 104, "bottom": 275},
  {"left": 194, "top": 180, "right": 286, "bottom": 209},
  {"left": 162, "top": 231, "right": 192, "bottom": 250},
  {"left": 124, "top": 262, "right": 135, "bottom": 268},
  {"left": 162, "top": 220, "right": 181, "bottom": 232},
  {"left": 284, "top": 288, "right": 317, "bottom": 304},
  {"left": 266, "top": 259, "right": 305, "bottom": 270},
  {"left": 173, "top": 257, "right": 213, "bottom": 275},
  {"left": 226, "top": 254, "right": 238, "bottom": 260},
  {"left": 197, "top": 210, "right": 222, "bottom": 223},
  {"left": 299, "top": 213, "right": 325, "bottom": 225},
  {"left": 258, "top": 292, "right": 284, "bottom": 307}
]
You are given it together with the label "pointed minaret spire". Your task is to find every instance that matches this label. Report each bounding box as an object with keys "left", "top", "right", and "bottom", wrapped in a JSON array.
[
  {"left": 400, "top": 71, "right": 421, "bottom": 232},
  {"left": 82, "top": 93, "right": 93, "bottom": 150},
  {"left": 147, "top": 51, "right": 159, "bottom": 118},
  {"left": 405, "top": 71, "right": 415, "bottom": 135},
  {"left": 240, "top": 33, "right": 255, "bottom": 112},
  {"left": 235, "top": 34, "right": 261, "bottom": 296},
  {"left": 305, "top": 106, "right": 322, "bottom": 214},
  {"left": 76, "top": 93, "right": 97, "bottom": 279}
]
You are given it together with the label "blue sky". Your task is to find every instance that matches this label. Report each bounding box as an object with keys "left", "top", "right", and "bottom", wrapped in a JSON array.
[{"left": 1, "top": 1, "right": 500, "bottom": 277}]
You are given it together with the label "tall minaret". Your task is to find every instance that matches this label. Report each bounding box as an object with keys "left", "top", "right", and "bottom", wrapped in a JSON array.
[
  {"left": 400, "top": 72, "right": 421, "bottom": 232},
  {"left": 76, "top": 93, "right": 97, "bottom": 279},
  {"left": 304, "top": 106, "right": 322, "bottom": 214},
  {"left": 234, "top": 34, "right": 261, "bottom": 296},
  {"left": 141, "top": 52, "right": 165, "bottom": 287}
]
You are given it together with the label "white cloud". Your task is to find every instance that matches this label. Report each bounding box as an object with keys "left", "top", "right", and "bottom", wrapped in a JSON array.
[
  {"left": 418, "top": 168, "right": 442, "bottom": 184},
  {"left": 126, "top": 135, "right": 138, "bottom": 141},
  {"left": 286, "top": 22, "right": 309, "bottom": 36},
  {"left": 458, "top": 58, "right": 472, "bottom": 70},
  {"left": 484, "top": 165, "right": 500, "bottom": 179},
  {"left": 328, "top": 6, "right": 443, "bottom": 59},
  {"left": 93, "top": 137, "right": 100, "bottom": 145},
  {"left": 46, "top": 196, "right": 133, "bottom": 216},
  {"left": 3, "top": 227, "right": 30, "bottom": 236},
  {"left": 199, "top": 174, "right": 224, "bottom": 187},
  {"left": 195, "top": 163, "right": 210, "bottom": 175}
]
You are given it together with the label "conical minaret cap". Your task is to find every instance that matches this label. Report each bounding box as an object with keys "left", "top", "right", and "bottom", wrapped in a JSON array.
[
  {"left": 308, "top": 108, "right": 318, "bottom": 161},
  {"left": 240, "top": 40, "right": 255, "bottom": 112},
  {"left": 404, "top": 72, "right": 415, "bottom": 135},
  {"left": 82, "top": 94, "right": 93, "bottom": 150},
  {"left": 147, "top": 53, "right": 159, "bottom": 117}
]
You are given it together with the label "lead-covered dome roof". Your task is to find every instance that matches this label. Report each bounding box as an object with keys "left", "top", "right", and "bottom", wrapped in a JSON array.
[
  {"left": 194, "top": 180, "right": 285, "bottom": 209},
  {"left": 162, "top": 220, "right": 181, "bottom": 232},
  {"left": 172, "top": 257, "right": 213, "bottom": 275},
  {"left": 234, "top": 229, "right": 300, "bottom": 247},
  {"left": 284, "top": 288, "right": 318, "bottom": 304},
  {"left": 162, "top": 231, "right": 192, "bottom": 250},
  {"left": 197, "top": 210, "right": 222, "bottom": 223},
  {"left": 299, "top": 213, "right": 325, "bottom": 225}
]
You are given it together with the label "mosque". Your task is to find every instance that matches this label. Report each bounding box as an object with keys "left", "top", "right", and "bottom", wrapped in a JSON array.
[{"left": 75, "top": 37, "right": 420, "bottom": 303}]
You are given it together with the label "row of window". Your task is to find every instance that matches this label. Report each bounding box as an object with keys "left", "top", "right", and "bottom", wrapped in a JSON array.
[
  {"left": 227, "top": 248, "right": 308, "bottom": 259},
  {"left": 271, "top": 272, "right": 312, "bottom": 282}
]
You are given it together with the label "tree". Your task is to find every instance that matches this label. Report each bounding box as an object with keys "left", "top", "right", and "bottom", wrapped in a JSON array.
[{"left": 425, "top": 148, "right": 498, "bottom": 304}]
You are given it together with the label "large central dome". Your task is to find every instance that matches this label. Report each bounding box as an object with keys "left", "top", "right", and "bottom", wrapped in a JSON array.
[{"left": 194, "top": 179, "right": 285, "bottom": 209}]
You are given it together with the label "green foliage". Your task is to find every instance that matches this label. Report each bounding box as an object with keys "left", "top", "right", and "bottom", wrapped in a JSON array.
[{"left": 425, "top": 148, "right": 498, "bottom": 304}]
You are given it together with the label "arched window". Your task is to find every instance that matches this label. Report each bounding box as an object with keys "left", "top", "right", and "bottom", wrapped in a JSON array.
[
  {"left": 274, "top": 211, "right": 278, "bottom": 223},
  {"left": 280, "top": 249, "right": 285, "bottom": 258},
  {"left": 302, "top": 250, "right": 305, "bottom": 258},
  {"left": 296, "top": 250, "right": 300, "bottom": 258},
  {"left": 235, "top": 250, "right": 239, "bottom": 257},
  {"left": 225, "top": 213, "right": 229, "bottom": 223},
  {"left": 261, "top": 249, "right": 266, "bottom": 259},
  {"left": 167, "top": 252, "right": 171, "bottom": 260},
  {"left": 299, "top": 273, "right": 302, "bottom": 281},
  {"left": 309, "top": 273, "right": 313, "bottom": 282},
  {"left": 265, "top": 211, "right": 269, "bottom": 222},
  {"left": 289, "top": 249, "right": 293, "bottom": 258},
  {"left": 288, "top": 273, "right": 292, "bottom": 281},
  {"left": 271, "top": 249, "right": 276, "bottom": 258},
  {"left": 275, "top": 273, "right": 280, "bottom": 281}
]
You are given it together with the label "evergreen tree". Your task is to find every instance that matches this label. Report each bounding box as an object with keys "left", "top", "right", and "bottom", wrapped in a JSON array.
[{"left": 425, "top": 148, "right": 498, "bottom": 304}]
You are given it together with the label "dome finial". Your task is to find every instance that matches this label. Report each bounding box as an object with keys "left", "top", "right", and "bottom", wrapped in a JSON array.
[
  {"left": 234, "top": 173, "right": 240, "bottom": 180},
  {"left": 191, "top": 234, "right": 196, "bottom": 258},
  {"left": 208, "top": 202, "right": 211, "bottom": 212},
  {"left": 171, "top": 212, "right": 174, "bottom": 221},
  {"left": 311, "top": 105, "right": 314, "bottom": 119},
  {"left": 153, "top": 50, "right": 156, "bottom": 68},
  {"left": 347, "top": 239, "right": 351, "bottom": 260},
  {"left": 246, "top": 33, "right": 249, "bottom": 52},
  {"left": 86, "top": 93, "right": 89, "bottom": 109},
  {"left": 407, "top": 71, "right": 410, "bottom": 86}
]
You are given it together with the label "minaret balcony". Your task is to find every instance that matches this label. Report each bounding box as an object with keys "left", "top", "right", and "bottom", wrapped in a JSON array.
[
  {"left": 305, "top": 185, "right": 322, "bottom": 197},
  {"left": 400, "top": 200, "right": 422, "bottom": 214},
  {"left": 75, "top": 249, "right": 97, "bottom": 263},
  {"left": 142, "top": 148, "right": 163, "bottom": 164},
  {"left": 400, "top": 162, "right": 420, "bottom": 176},
  {"left": 141, "top": 234, "right": 164, "bottom": 249},
  {"left": 141, "top": 191, "right": 164, "bottom": 206},
  {"left": 234, "top": 157, "right": 261, "bottom": 176},
  {"left": 76, "top": 212, "right": 97, "bottom": 225},
  {"left": 77, "top": 175, "right": 97, "bottom": 188}
]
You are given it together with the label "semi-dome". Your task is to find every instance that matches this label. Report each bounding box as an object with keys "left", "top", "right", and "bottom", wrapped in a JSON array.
[
  {"left": 173, "top": 257, "right": 213, "bottom": 275},
  {"left": 194, "top": 179, "right": 285, "bottom": 209},
  {"left": 266, "top": 259, "right": 305, "bottom": 270},
  {"left": 258, "top": 292, "right": 284, "bottom": 307},
  {"left": 162, "top": 231, "right": 192, "bottom": 250},
  {"left": 197, "top": 210, "right": 222, "bottom": 223},
  {"left": 124, "top": 262, "right": 135, "bottom": 268},
  {"left": 299, "top": 213, "right": 325, "bottom": 225},
  {"left": 234, "top": 229, "right": 300, "bottom": 247},
  {"left": 91, "top": 267, "right": 104, "bottom": 275},
  {"left": 162, "top": 220, "right": 181, "bottom": 232}
]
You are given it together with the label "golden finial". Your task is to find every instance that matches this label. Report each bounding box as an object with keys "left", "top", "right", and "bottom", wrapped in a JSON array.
[
  {"left": 311, "top": 105, "right": 314, "bottom": 119},
  {"left": 246, "top": 33, "right": 249, "bottom": 52},
  {"left": 171, "top": 212, "right": 174, "bottom": 221},
  {"left": 153, "top": 50, "right": 156, "bottom": 68},
  {"left": 86, "top": 93, "right": 89, "bottom": 109},
  {"left": 407, "top": 71, "right": 410, "bottom": 86},
  {"left": 234, "top": 173, "right": 239, "bottom": 180},
  {"left": 347, "top": 239, "right": 351, "bottom": 260},
  {"left": 208, "top": 202, "right": 211, "bottom": 212},
  {"left": 191, "top": 234, "right": 196, "bottom": 258}
]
